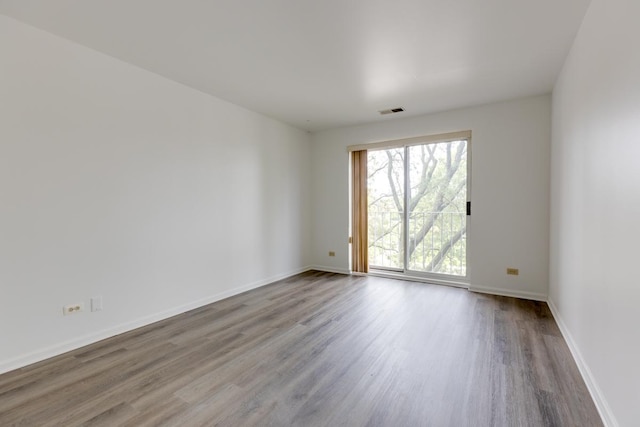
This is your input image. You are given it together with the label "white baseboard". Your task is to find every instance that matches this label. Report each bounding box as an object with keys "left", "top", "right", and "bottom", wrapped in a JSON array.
[
  {"left": 0, "top": 266, "right": 311, "bottom": 375},
  {"left": 547, "top": 299, "right": 617, "bottom": 427},
  {"left": 468, "top": 284, "right": 547, "bottom": 302},
  {"left": 307, "top": 265, "right": 351, "bottom": 275}
]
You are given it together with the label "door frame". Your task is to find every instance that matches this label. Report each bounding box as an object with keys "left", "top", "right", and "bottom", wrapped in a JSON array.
[{"left": 349, "top": 130, "right": 472, "bottom": 286}]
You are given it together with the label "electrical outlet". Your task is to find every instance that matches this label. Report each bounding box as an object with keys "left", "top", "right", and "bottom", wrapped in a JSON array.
[
  {"left": 328, "top": 251, "right": 335, "bottom": 257},
  {"left": 91, "top": 296, "right": 103, "bottom": 312},
  {"left": 506, "top": 268, "right": 519, "bottom": 276},
  {"left": 63, "top": 303, "right": 84, "bottom": 316}
]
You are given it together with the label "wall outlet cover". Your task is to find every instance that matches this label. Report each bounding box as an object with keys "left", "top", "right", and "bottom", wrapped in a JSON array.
[{"left": 63, "top": 303, "right": 84, "bottom": 316}]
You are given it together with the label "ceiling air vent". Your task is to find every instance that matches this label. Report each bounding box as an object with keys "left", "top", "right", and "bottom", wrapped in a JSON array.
[{"left": 379, "top": 107, "right": 405, "bottom": 115}]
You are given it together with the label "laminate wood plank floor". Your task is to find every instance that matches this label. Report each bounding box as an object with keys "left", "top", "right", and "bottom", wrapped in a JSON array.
[{"left": 0, "top": 271, "right": 602, "bottom": 426}]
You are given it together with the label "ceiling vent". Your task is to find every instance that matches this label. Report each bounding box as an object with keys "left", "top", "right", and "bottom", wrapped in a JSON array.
[{"left": 379, "top": 107, "right": 405, "bottom": 115}]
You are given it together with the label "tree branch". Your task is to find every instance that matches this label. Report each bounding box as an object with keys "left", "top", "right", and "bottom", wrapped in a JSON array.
[
  {"left": 427, "top": 226, "right": 466, "bottom": 272},
  {"left": 408, "top": 143, "right": 465, "bottom": 257},
  {"left": 386, "top": 150, "right": 403, "bottom": 213}
]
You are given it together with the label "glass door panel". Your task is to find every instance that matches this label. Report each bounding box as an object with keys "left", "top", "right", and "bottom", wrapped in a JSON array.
[
  {"left": 367, "top": 148, "right": 405, "bottom": 270},
  {"left": 407, "top": 140, "right": 467, "bottom": 276}
]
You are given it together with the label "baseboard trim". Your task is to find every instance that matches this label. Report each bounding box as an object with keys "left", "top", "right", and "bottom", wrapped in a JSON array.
[
  {"left": 0, "top": 266, "right": 311, "bottom": 375},
  {"left": 468, "top": 284, "right": 547, "bottom": 302},
  {"left": 307, "top": 265, "right": 351, "bottom": 275},
  {"left": 547, "top": 299, "right": 617, "bottom": 427}
]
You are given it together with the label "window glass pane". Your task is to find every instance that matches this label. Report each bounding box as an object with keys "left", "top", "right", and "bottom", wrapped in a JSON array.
[{"left": 367, "top": 148, "right": 405, "bottom": 270}]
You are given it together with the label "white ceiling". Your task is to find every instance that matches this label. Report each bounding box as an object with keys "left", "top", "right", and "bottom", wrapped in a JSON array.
[{"left": 0, "top": 0, "right": 591, "bottom": 132}]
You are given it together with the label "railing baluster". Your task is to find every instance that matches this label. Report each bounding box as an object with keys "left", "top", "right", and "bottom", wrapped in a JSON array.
[{"left": 369, "top": 210, "right": 466, "bottom": 275}]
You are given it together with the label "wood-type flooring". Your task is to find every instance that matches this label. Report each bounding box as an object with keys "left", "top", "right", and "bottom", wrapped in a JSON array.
[{"left": 0, "top": 271, "right": 603, "bottom": 426}]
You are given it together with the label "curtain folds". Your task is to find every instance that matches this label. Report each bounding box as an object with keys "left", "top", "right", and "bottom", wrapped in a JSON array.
[{"left": 351, "top": 150, "right": 368, "bottom": 273}]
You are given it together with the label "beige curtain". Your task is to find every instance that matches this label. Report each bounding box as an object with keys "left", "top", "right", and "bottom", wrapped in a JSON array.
[{"left": 351, "top": 150, "right": 368, "bottom": 273}]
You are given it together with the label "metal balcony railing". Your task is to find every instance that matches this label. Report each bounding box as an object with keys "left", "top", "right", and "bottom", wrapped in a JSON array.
[{"left": 368, "top": 210, "right": 467, "bottom": 276}]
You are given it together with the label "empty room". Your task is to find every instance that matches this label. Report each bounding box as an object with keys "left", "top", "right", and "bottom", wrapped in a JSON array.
[{"left": 0, "top": 0, "right": 638, "bottom": 426}]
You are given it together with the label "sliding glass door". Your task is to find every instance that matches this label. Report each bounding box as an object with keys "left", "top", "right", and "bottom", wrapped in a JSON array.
[{"left": 367, "top": 138, "right": 469, "bottom": 279}]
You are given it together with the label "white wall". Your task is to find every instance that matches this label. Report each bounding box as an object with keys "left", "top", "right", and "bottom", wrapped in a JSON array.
[
  {"left": 311, "top": 95, "right": 551, "bottom": 300},
  {"left": 549, "top": 0, "right": 640, "bottom": 425},
  {"left": 0, "top": 15, "right": 311, "bottom": 373}
]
